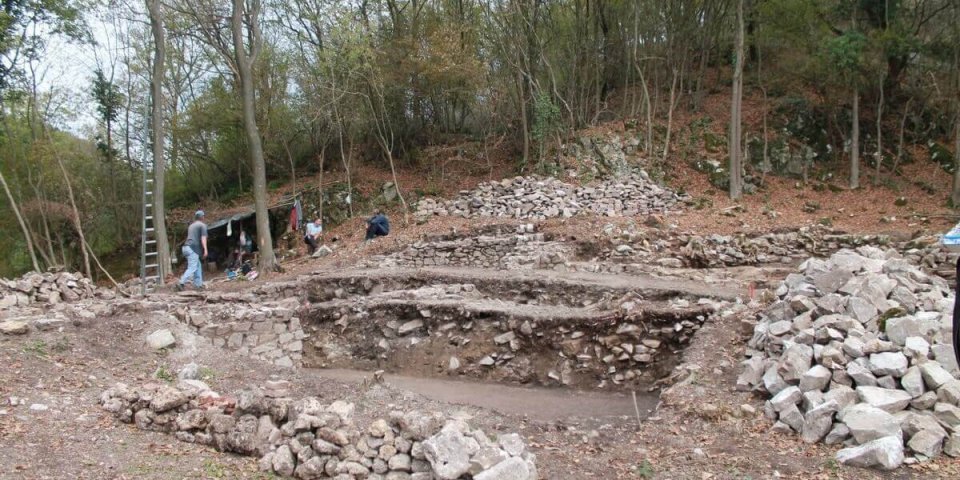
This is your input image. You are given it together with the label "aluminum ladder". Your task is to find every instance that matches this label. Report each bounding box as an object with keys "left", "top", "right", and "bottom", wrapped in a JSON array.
[{"left": 139, "top": 153, "right": 160, "bottom": 295}]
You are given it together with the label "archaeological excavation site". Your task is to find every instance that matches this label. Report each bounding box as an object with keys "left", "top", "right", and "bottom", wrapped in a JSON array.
[{"left": 3, "top": 165, "right": 960, "bottom": 479}]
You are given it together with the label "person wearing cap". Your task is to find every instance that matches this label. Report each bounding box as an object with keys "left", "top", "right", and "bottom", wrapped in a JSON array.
[{"left": 176, "top": 210, "right": 208, "bottom": 291}]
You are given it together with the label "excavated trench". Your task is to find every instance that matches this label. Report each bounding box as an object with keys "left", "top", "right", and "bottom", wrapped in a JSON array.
[{"left": 297, "top": 268, "right": 728, "bottom": 401}]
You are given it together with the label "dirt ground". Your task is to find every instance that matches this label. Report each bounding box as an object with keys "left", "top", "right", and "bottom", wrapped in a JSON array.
[
  {"left": 9, "top": 98, "right": 960, "bottom": 478},
  {"left": 4, "top": 257, "right": 960, "bottom": 479}
]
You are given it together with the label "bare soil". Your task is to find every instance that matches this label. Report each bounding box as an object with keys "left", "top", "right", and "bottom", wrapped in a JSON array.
[{"left": 3, "top": 257, "right": 960, "bottom": 479}]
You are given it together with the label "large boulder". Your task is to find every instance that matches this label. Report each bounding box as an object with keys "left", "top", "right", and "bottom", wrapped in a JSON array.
[
  {"left": 473, "top": 457, "right": 534, "bottom": 480},
  {"left": 856, "top": 387, "right": 912, "bottom": 413},
  {"left": 907, "top": 428, "right": 946, "bottom": 458},
  {"left": 885, "top": 316, "right": 938, "bottom": 346},
  {"left": 770, "top": 386, "right": 803, "bottom": 412},
  {"left": 919, "top": 362, "right": 954, "bottom": 390},
  {"left": 835, "top": 435, "right": 904, "bottom": 470},
  {"left": 146, "top": 329, "right": 176, "bottom": 350},
  {"left": 839, "top": 404, "right": 902, "bottom": 443},
  {"left": 778, "top": 343, "right": 813, "bottom": 384},
  {"left": 801, "top": 400, "right": 840, "bottom": 444},
  {"left": 799, "top": 365, "right": 832, "bottom": 392},
  {"left": 867, "top": 352, "right": 908, "bottom": 378},
  {"left": 422, "top": 427, "right": 480, "bottom": 479},
  {"left": 0, "top": 319, "right": 29, "bottom": 335}
]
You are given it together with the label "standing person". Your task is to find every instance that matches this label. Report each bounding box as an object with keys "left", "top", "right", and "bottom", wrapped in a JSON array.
[
  {"left": 365, "top": 210, "right": 390, "bottom": 241},
  {"left": 304, "top": 218, "right": 323, "bottom": 254},
  {"left": 229, "top": 228, "right": 254, "bottom": 268},
  {"left": 176, "top": 210, "right": 208, "bottom": 291}
]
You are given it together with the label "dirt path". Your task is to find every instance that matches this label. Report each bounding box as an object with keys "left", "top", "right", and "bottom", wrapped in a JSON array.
[{"left": 313, "top": 368, "right": 654, "bottom": 424}]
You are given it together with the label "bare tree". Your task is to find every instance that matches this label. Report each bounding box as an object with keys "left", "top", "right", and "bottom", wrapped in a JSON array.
[
  {"left": 0, "top": 167, "right": 40, "bottom": 271},
  {"left": 173, "top": 0, "right": 278, "bottom": 271},
  {"left": 147, "top": 0, "right": 172, "bottom": 279},
  {"left": 729, "top": 0, "right": 745, "bottom": 199}
]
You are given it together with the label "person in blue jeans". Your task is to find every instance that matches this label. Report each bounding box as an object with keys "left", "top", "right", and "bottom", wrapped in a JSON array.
[{"left": 176, "top": 210, "right": 208, "bottom": 291}]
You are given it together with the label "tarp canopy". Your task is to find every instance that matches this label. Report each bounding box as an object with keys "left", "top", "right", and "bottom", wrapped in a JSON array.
[{"left": 207, "top": 209, "right": 256, "bottom": 231}]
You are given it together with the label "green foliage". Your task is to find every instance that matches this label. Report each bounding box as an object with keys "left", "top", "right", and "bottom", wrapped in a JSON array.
[
  {"left": 532, "top": 93, "right": 561, "bottom": 143},
  {"left": 154, "top": 365, "right": 175, "bottom": 383},
  {"left": 878, "top": 308, "right": 906, "bottom": 333},
  {"left": 91, "top": 69, "right": 123, "bottom": 127},
  {"left": 824, "top": 31, "right": 868, "bottom": 76}
]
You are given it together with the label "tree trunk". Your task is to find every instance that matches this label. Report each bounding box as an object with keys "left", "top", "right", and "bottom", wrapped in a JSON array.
[
  {"left": 729, "top": 0, "right": 745, "bottom": 200},
  {"left": 893, "top": 99, "right": 910, "bottom": 175},
  {"left": 148, "top": 0, "right": 172, "bottom": 280},
  {"left": 851, "top": 88, "right": 860, "bottom": 189},
  {"left": 52, "top": 141, "right": 92, "bottom": 278},
  {"left": 232, "top": 0, "right": 277, "bottom": 272},
  {"left": 662, "top": 69, "right": 678, "bottom": 165},
  {"left": 0, "top": 168, "right": 40, "bottom": 271},
  {"left": 518, "top": 70, "right": 530, "bottom": 168},
  {"left": 952, "top": 110, "right": 960, "bottom": 207},
  {"left": 874, "top": 79, "right": 883, "bottom": 185},
  {"left": 317, "top": 145, "right": 326, "bottom": 223}
]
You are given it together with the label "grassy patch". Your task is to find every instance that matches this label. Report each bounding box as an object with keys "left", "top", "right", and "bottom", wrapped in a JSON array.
[
  {"left": 23, "top": 340, "right": 48, "bottom": 359},
  {"left": 154, "top": 365, "right": 176, "bottom": 383},
  {"left": 634, "top": 459, "right": 655, "bottom": 479},
  {"left": 203, "top": 460, "right": 227, "bottom": 478},
  {"left": 198, "top": 366, "right": 216, "bottom": 381}
]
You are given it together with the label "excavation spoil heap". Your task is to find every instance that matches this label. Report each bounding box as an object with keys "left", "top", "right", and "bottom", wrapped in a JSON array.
[
  {"left": 414, "top": 173, "right": 682, "bottom": 220},
  {"left": 738, "top": 247, "right": 960, "bottom": 469}
]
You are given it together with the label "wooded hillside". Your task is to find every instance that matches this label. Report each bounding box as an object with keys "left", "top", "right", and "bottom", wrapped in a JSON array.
[{"left": 1, "top": 0, "right": 959, "bottom": 277}]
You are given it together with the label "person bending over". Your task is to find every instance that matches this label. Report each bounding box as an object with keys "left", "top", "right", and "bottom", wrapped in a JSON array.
[{"left": 365, "top": 210, "right": 390, "bottom": 241}]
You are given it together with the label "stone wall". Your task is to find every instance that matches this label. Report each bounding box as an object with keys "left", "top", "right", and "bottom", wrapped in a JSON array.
[
  {"left": 100, "top": 381, "right": 537, "bottom": 480},
  {"left": 173, "top": 301, "right": 306, "bottom": 368},
  {"left": 378, "top": 230, "right": 571, "bottom": 271}
]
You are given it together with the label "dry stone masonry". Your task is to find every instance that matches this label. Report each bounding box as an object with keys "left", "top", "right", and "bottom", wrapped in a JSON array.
[
  {"left": 377, "top": 225, "right": 570, "bottom": 271},
  {"left": 737, "top": 248, "right": 960, "bottom": 470},
  {"left": 100, "top": 381, "right": 537, "bottom": 480},
  {"left": 171, "top": 300, "right": 307, "bottom": 368},
  {"left": 414, "top": 173, "right": 682, "bottom": 220}
]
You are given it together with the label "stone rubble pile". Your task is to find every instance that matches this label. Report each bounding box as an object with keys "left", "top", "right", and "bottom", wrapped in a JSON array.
[
  {"left": 415, "top": 173, "right": 682, "bottom": 220},
  {"left": 737, "top": 247, "right": 960, "bottom": 470},
  {"left": 601, "top": 224, "right": 938, "bottom": 270},
  {"left": 0, "top": 271, "right": 113, "bottom": 309},
  {"left": 100, "top": 381, "right": 537, "bottom": 480}
]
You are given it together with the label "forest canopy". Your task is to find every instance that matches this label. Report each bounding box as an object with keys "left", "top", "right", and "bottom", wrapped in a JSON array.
[{"left": 1, "top": 0, "right": 959, "bottom": 277}]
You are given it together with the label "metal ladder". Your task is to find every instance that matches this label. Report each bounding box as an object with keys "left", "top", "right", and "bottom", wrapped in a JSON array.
[{"left": 139, "top": 153, "right": 160, "bottom": 296}]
